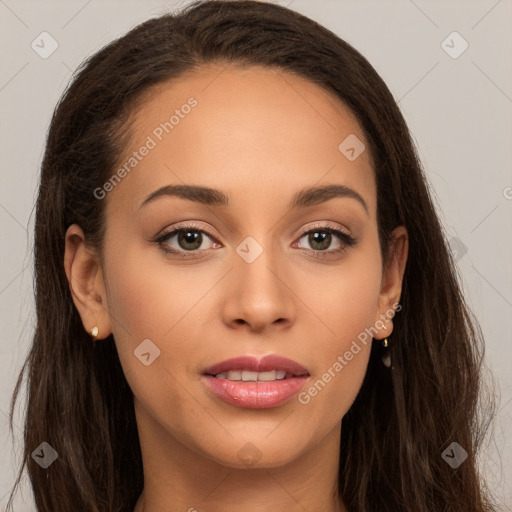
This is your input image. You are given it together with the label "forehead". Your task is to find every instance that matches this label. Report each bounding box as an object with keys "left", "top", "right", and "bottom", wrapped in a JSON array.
[{"left": 106, "top": 63, "right": 376, "bottom": 218}]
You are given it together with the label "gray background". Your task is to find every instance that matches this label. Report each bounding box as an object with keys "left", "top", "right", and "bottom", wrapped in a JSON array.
[{"left": 1, "top": 0, "right": 511, "bottom": 510}]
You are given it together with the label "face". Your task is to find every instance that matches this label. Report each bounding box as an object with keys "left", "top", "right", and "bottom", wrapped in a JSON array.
[{"left": 66, "top": 63, "right": 407, "bottom": 470}]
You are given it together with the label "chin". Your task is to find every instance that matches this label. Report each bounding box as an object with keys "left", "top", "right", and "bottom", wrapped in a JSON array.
[{"left": 199, "top": 437, "right": 308, "bottom": 470}]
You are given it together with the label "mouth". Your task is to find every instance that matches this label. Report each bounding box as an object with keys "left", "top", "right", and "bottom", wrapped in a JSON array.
[
  {"left": 203, "top": 354, "right": 310, "bottom": 378},
  {"left": 202, "top": 354, "right": 310, "bottom": 409},
  {"left": 207, "top": 369, "right": 306, "bottom": 381}
]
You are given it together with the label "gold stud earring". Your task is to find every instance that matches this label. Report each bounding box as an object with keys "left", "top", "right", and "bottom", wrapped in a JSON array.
[{"left": 90, "top": 326, "right": 99, "bottom": 347}]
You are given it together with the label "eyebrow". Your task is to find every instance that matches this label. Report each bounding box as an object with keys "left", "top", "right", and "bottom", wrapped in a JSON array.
[{"left": 138, "top": 183, "right": 368, "bottom": 214}]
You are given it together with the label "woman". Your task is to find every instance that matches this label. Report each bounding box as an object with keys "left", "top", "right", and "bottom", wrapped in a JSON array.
[{"left": 6, "top": 1, "right": 499, "bottom": 510}]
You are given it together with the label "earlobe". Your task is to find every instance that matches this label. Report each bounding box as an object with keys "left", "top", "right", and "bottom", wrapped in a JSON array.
[{"left": 63, "top": 224, "right": 112, "bottom": 340}]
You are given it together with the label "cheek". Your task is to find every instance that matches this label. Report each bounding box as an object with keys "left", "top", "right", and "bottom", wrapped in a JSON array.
[
  {"left": 306, "top": 238, "right": 383, "bottom": 346},
  {"left": 295, "top": 241, "right": 382, "bottom": 420},
  {"left": 103, "top": 236, "right": 204, "bottom": 343},
  {"left": 103, "top": 248, "right": 205, "bottom": 435},
  {"left": 101, "top": 240, "right": 177, "bottom": 383},
  {"left": 103, "top": 239, "right": 225, "bottom": 394}
]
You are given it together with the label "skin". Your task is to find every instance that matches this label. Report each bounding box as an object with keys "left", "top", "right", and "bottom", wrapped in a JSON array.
[{"left": 64, "top": 63, "right": 408, "bottom": 512}]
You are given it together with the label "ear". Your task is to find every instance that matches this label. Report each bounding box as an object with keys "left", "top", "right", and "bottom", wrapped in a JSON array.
[
  {"left": 63, "top": 224, "right": 112, "bottom": 340},
  {"left": 372, "top": 225, "right": 408, "bottom": 339}
]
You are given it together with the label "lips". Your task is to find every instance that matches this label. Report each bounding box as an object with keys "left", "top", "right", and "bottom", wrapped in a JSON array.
[
  {"left": 202, "top": 354, "right": 310, "bottom": 409},
  {"left": 203, "top": 354, "right": 310, "bottom": 378}
]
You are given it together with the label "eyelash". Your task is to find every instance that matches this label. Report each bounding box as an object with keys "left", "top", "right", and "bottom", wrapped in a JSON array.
[{"left": 154, "top": 221, "right": 357, "bottom": 260}]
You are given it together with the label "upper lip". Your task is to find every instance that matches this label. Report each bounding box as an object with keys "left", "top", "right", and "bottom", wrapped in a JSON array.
[{"left": 204, "top": 354, "right": 310, "bottom": 377}]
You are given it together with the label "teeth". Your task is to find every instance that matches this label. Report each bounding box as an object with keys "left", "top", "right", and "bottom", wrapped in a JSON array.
[
  {"left": 258, "top": 371, "right": 278, "bottom": 381},
  {"left": 241, "top": 370, "right": 258, "bottom": 381},
  {"left": 214, "top": 369, "right": 290, "bottom": 381}
]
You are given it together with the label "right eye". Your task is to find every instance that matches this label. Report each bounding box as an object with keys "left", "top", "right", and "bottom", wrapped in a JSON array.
[{"left": 155, "top": 223, "right": 221, "bottom": 257}]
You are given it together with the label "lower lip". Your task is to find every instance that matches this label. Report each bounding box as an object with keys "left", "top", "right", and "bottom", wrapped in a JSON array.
[{"left": 202, "top": 375, "right": 309, "bottom": 409}]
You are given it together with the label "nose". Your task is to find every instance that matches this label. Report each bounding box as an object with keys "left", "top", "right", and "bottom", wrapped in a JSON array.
[{"left": 220, "top": 244, "right": 296, "bottom": 333}]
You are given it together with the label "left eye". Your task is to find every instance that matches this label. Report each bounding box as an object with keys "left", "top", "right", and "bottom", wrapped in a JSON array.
[
  {"left": 292, "top": 226, "right": 356, "bottom": 255},
  {"left": 295, "top": 227, "right": 349, "bottom": 252}
]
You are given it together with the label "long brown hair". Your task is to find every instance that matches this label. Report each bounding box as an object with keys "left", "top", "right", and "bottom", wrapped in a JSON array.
[{"left": 7, "top": 1, "right": 499, "bottom": 510}]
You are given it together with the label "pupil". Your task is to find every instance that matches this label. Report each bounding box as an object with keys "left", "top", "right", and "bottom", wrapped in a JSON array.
[
  {"left": 310, "top": 232, "right": 330, "bottom": 250},
  {"left": 179, "top": 230, "right": 201, "bottom": 250}
]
